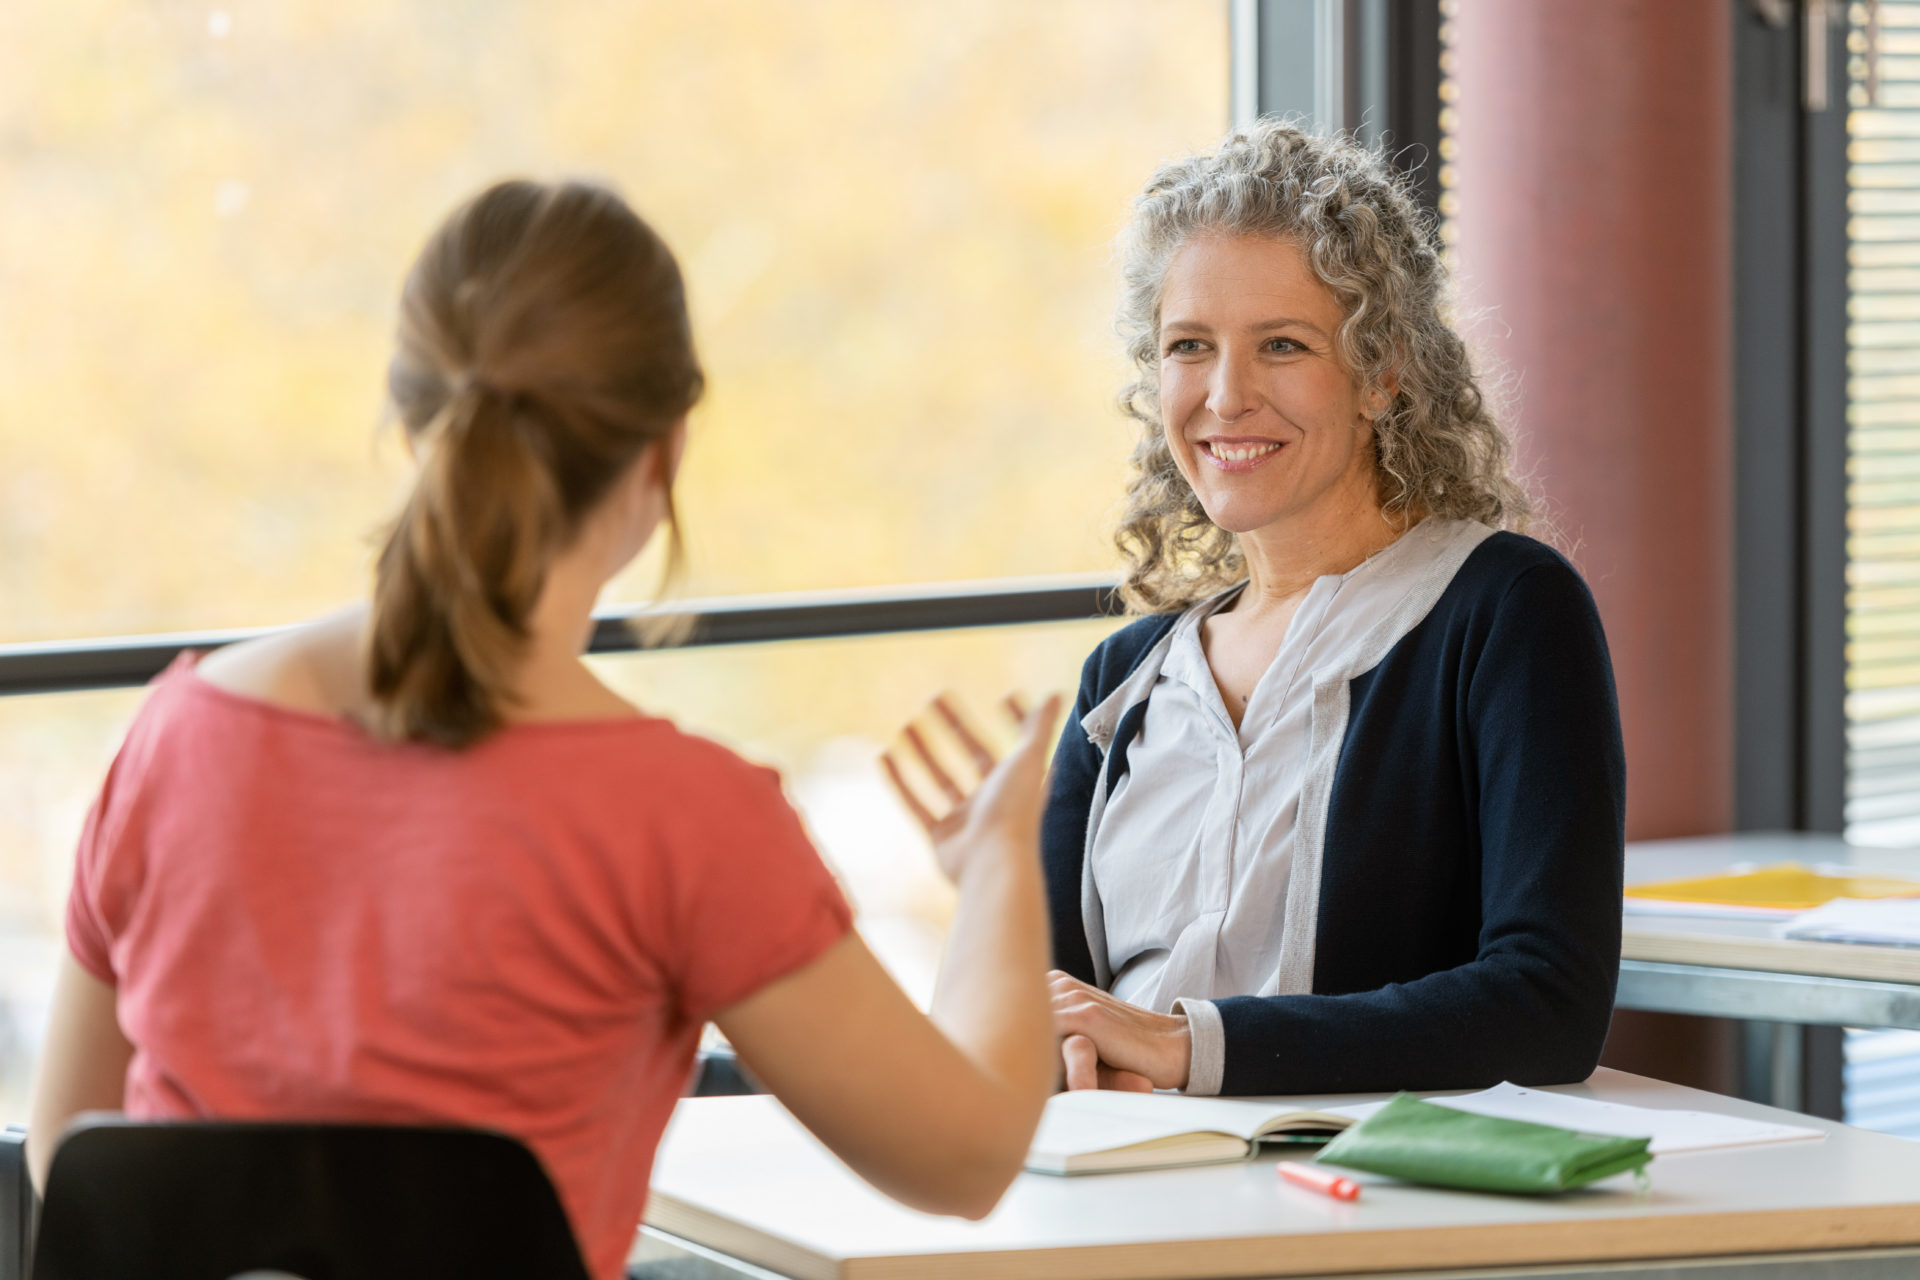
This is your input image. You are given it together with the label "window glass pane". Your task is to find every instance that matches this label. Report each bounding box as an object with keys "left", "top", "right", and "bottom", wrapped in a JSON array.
[
  {"left": 0, "top": 687, "right": 143, "bottom": 1122},
  {"left": 0, "top": 619, "right": 1124, "bottom": 1121},
  {"left": 0, "top": 2, "right": 1227, "bottom": 644}
]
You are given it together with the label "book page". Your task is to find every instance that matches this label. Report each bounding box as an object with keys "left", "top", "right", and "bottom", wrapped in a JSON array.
[
  {"left": 1027, "top": 1090, "right": 1363, "bottom": 1174},
  {"left": 1038, "top": 1090, "right": 1353, "bottom": 1144}
]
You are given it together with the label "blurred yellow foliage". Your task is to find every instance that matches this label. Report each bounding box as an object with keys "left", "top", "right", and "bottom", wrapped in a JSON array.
[
  {"left": 0, "top": 0, "right": 1225, "bottom": 640},
  {"left": 0, "top": 1, "right": 1227, "bottom": 1115}
]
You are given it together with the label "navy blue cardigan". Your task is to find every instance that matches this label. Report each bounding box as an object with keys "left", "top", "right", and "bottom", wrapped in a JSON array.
[{"left": 1041, "top": 533, "right": 1626, "bottom": 1095}]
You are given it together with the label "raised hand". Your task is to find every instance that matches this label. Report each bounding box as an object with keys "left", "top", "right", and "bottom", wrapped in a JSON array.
[{"left": 882, "top": 693, "right": 1060, "bottom": 885}]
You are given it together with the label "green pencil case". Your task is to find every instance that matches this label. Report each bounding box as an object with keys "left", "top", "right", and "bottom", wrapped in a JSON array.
[{"left": 1314, "top": 1093, "right": 1653, "bottom": 1194}]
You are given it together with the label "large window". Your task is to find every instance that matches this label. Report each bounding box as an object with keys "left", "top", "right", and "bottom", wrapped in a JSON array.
[{"left": 0, "top": 3, "right": 1229, "bottom": 1121}]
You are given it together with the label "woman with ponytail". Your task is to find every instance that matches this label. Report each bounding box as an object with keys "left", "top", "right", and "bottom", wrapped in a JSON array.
[{"left": 30, "top": 181, "right": 1060, "bottom": 1280}]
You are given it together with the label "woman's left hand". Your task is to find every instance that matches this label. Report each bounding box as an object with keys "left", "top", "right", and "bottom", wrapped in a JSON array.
[{"left": 1049, "top": 971, "right": 1193, "bottom": 1091}]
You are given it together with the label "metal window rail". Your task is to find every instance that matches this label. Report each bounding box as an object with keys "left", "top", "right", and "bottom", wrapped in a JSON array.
[{"left": 0, "top": 575, "right": 1125, "bottom": 698}]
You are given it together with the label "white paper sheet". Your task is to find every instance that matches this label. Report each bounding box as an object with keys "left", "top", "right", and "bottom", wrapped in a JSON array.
[
  {"left": 1338, "top": 1082, "right": 1826, "bottom": 1155},
  {"left": 1622, "top": 896, "right": 1800, "bottom": 921},
  {"left": 1781, "top": 896, "right": 1920, "bottom": 947}
]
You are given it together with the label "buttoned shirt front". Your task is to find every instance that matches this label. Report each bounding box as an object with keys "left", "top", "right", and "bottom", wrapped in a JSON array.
[{"left": 1087, "top": 519, "right": 1492, "bottom": 1090}]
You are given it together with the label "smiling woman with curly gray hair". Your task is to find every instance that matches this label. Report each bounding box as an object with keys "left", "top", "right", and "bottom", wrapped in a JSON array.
[
  {"left": 1039, "top": 119, "right": 1625, "bottom": 1100},
  {"left": 1113, "top": 121, "right": 1532, "bottom": 613}
]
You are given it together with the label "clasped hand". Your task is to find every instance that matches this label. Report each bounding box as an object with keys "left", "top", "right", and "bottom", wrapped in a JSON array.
[{"left": 1049, "top": 971, "right": 1191, "bottom": 1092}]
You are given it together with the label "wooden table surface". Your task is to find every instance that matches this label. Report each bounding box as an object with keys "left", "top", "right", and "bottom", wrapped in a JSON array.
[{"left": 645, "top": 1069, "right": 1920, "bottom": 1280}]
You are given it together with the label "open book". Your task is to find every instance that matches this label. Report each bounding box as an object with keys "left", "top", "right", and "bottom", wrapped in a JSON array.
[
  {"left": 1026, "top": 1091, "right": 1359, "bottom": 1175},
  {"left": 1025, "top": 1082, "right": 1825, "bottom": 1176}
]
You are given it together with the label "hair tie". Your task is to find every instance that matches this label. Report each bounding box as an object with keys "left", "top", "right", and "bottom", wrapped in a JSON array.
[
  {"left": 435, "top": 373, "right": 510, "bottom": 444},
  {"left": 452, "top": 372, "right": 499, "bottom": 401}
]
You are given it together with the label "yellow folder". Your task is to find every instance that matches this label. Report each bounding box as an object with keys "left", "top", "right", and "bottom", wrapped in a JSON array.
[{"left": 1624, "top": 863, "right": 1920, "bottom": 912}]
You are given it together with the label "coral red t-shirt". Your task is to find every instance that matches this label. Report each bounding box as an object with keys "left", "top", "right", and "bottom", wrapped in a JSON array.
[{"left": 65, "top": 656, "right": 852, "bottom": 1280}]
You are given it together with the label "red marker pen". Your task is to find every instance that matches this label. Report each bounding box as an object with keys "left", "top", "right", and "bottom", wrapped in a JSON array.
[{"left": 1279, "top": 1161, "right": 1361, "bottom": 1201}]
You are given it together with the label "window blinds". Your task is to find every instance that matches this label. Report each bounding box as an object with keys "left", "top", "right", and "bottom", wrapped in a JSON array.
[{"left": 1847, "top": 2, "right": 1920, "bottom": 846}]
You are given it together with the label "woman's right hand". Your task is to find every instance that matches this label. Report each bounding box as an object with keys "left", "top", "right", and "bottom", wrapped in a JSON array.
[
  {"left": 882, "top": 693, "right": 1062, "bottom": 884},
  {"left": 718, "top": 692, "right": 1061, "bottom": 1221}
]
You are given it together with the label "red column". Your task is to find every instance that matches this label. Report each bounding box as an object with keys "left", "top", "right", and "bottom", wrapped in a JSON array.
[{"left": 1447, "top": 0, "right": 1733, "bottom": 842}]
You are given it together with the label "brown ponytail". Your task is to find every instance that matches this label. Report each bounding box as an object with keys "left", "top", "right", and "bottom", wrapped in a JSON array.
[{"left": 369, "top": 181, "right": 703, "bottom": 748}]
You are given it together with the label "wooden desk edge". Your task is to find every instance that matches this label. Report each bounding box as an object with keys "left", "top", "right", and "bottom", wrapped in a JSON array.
[
  {"left": 1621, "top": 929, "right": 1920, "bottom": 983},
  {"left": 649, "top": 1196, "right": 837, "bottom": 1280},
  {"left": 647, "top": 1192, "right": 1920, "bottom": 1280}
]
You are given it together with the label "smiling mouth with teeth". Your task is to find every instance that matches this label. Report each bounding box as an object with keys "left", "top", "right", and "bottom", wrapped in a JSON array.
[{"left": 1201, "top": 439, "right": 1284, "bottom": 467}]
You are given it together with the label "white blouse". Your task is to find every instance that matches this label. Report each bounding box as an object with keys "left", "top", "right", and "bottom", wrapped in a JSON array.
[{"left": 1087, "top": 519, "right": 1492, "bottom": 1089}]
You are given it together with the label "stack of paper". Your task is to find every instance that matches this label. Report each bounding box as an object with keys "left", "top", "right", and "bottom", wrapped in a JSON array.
[
  {"left": 1338, "top": 1083, "right": 1825, "bottom": 1155},
  {"left": 1782, "top": 897, "right": 1920, "bottom": 947}
]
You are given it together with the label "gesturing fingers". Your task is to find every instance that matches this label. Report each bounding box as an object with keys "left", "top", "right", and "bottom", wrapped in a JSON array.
[
  {"left": 882, "top": 691, "right": 1057, "bottom": 886},
  {"left": 880, "top": 751, "right": 939, "bottom": 833},
  {"left": 934, "top": 695, "right": 996, "bottom": 777},
  {"left": 902, "top": 722, "right": 966, "bottom": 807},
  {"left": 882, "top": 692, "right": 1051, "bottom": 828}
]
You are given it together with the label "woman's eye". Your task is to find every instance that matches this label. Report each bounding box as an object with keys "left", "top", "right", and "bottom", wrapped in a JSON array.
[
  {"left": 1267, "top": 337, "right": 1303, "bottom": 354},
  {"left": 1166, "top": 338, "right": 1205, "bottom": 355}
]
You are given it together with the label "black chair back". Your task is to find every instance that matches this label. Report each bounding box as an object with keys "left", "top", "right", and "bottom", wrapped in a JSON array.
[
  {"left": 31, "top": 1119, "right": 591, "bottom": 1280},
  {"left": 1, "top": 1125, "right": 31, "bottom": 1280}
]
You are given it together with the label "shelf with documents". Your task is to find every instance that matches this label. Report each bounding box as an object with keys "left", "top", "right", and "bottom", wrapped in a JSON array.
[{"left": 1618, "top": 833, "right": 1920, "bottom": 1030}]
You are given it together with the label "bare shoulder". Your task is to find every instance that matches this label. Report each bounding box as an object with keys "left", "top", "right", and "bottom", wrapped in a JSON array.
[{"left": 193, "top": 606, "right": 370, "bottom": 718}]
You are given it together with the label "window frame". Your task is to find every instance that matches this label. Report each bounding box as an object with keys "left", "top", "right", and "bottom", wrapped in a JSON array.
[
  {"left": 0, "top": 577, "right": 1121, "bottom": 697},
  {"left": 1231, "top": 0, "right": 1444, "bottom": 213},
  {"left": 1732, "top": 0, "right": 1850, "bottom": 835}
]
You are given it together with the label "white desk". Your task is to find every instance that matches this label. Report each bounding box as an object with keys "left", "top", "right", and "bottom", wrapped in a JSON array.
[{"left": 638, "top": 1070, "right": 1920, "bottom": 1280}]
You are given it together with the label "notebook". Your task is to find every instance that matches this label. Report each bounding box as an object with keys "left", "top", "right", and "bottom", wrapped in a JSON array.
[
  {"left": 1623, "top": 862, "right": 1920, "bottom": 918},
  {"left": 1025, "top": 1091, "right": 1360, "bottom": 1175}
]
